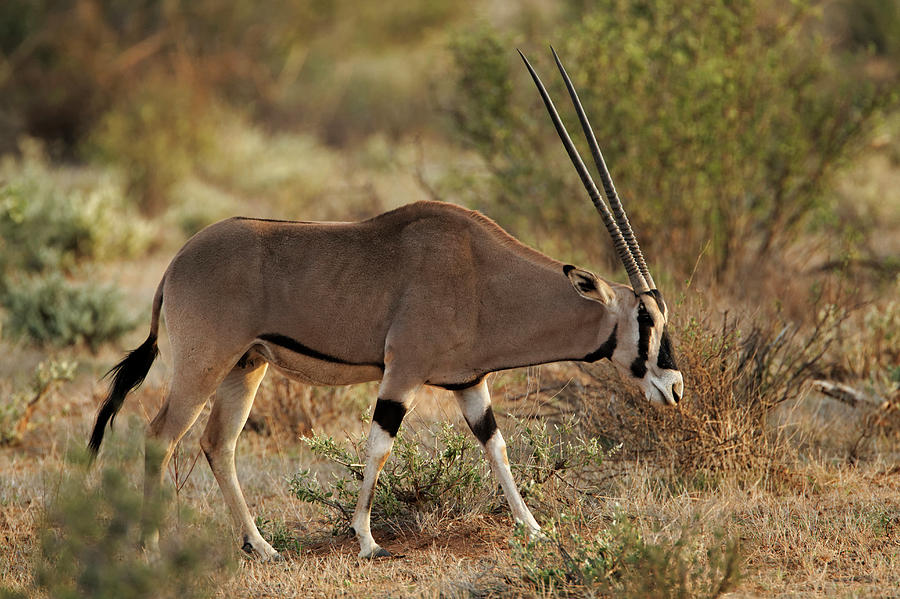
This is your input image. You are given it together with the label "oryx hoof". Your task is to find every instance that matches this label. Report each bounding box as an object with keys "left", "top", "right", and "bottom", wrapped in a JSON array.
[
  {"left": 241, "top": 535, "right": 282, "bottom": 562},
  {"left": 359, "top": 545, "right": 392, "bottom": 559}
]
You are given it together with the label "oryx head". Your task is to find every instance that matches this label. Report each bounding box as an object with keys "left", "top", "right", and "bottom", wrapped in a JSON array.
[{"left": 521, "top": 47, "right": 684, "bottom": 406}]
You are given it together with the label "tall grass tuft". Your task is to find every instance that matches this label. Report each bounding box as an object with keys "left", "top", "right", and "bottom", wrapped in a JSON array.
[{"left": 582, "top": 296, "right": 847, "bottom": 479}]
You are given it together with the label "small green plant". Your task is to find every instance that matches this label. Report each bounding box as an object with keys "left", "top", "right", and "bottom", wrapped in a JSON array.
[
  {"left": 511, "top": 416, "right": 615, "bottom": 506},
  {"left": 290, "top": 415, "right": 616, "bottom": 533},
  {"left": 511, "top": 513, "right": 740, "bottom": 598},
  {"left": 1, "top": 271, "right": 137, "bottom": 351},
  {"left": 255, "top": 517, "right": 302, "bottom": 554},
  {"left": 0, "top": 359, "right": 76, "bottom": 446},
  {"left": 290, "top": 422, "right": 491, "bottom": 532},
  {"left": 0, "top": 452, "right": 233, "bottom": 599}
]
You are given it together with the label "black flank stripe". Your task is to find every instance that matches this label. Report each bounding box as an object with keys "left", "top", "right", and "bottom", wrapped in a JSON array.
[
  {"left": 432, "top": 375, "right": 486, "bottom": 391},
  {"left": 468, "top": 406, "right": 498, "bottom": 446},
  {"left": 259, "top": 333, "right": 384, "bottom": 369},
  {"left": 584, "top": 324, "right": 617, "bottom": 362},
  {"left": 373, "top": 398, "right": 406, "bottom": 437}
]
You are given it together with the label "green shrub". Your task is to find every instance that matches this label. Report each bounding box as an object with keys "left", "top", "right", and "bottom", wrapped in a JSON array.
[
  {"left": 0, "top": 140, "right": 153, "bottom": 279},
  {"left": 255, "top": 517, "right": 302, "bottom": 554},
  {"left": 448, "top": 0, "right": 897, "bottom": 280},
  {"left": 509, "top": 416, "right": 612, "bottom": 509},
  {"left": 839, "top": 0, "right": 900, "bottom": 58},
  {"left": 0, "top": 453, "right": 233, "bottom": 599},
  {"left": 2, "top": 272, "right": 137, "bottom": 351},
  {"left": 0, "top": 141, "right": 147, "bottom": 348},
  {"left": 290, "top": 415, "right": 614, "bottom": 533},
  {"left": 86, "top": 82, "right": 219, "bottom": 212},
  {"left": 290, "top": 422, "right": 490, "bottom": 532},
  {"left": 0, "top": 359, "right": 76, "bottom": 446},
  {"left": 511, "top": 513, "right": 740, "bottom": 598}
]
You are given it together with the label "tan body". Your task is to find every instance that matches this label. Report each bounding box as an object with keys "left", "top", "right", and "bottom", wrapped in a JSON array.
[
  {"left": 167, "top": 201, "right": 618, "bottom": 391},
  {"left": 135, "top": 201, "right": 639, "bottom": 559}
]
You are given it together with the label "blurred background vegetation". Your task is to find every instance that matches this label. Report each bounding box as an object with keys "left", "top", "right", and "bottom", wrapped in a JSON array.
[
  {"left": 1, "top": 3, "right": 898, "bottom": 595},
  {"left": 0, "top": 0, "right": 897, "bottom": 351}
]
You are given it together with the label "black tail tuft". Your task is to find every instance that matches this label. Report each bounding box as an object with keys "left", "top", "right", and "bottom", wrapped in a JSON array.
[{"left": 88, "top": 334, "right": 159, "bottom": 457}]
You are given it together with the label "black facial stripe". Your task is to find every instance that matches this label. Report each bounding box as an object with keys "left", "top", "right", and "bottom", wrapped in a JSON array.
[
  {"left": 373, "top": 398, "right": 406, "bottom": 437},
  {"left": 630, "top": 302, "right": 652, "bottom": 378},
  {"left": 657, "top": 328, "right": 678, "bottom": 370},
  {"left": 583, "top": 323, "right": 617, "bottom": 362},
  {"left": 259, "top": 333, "right": 384, "bottom": 369},
  {"left": 467, "top": 406, "right": 498, "bottom": 446}
]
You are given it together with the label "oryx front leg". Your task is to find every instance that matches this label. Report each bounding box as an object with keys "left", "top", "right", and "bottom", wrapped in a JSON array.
[
  {"left": 351, "top": 384, "right": 413, "bottom": 559},
  {"left": 455, "top": 380, "right": 540, "bottom": 534},
  {"left": 200, "top": 356, "right": 280, "bottom": 561}
]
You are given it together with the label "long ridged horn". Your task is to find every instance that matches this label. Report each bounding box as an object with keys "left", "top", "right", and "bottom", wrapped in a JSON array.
[
  {"left": 518, "top": 49, "right": 650, "bottom": 294},
  {"left": 549, "top": 47, "right": 655, "bottom": 290}
]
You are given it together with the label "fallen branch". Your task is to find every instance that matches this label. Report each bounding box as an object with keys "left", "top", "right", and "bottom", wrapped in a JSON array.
[{"left": 811, "top": 379, "right": 884, "bottom": 409}]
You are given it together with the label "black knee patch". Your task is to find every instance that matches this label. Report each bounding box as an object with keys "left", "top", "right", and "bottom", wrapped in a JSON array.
[
  {"left": 373, "top": 398, "right": 406, "bottom": 437},
  {"left": 468, "top": 406, "right": 498, "bottom": 446}
]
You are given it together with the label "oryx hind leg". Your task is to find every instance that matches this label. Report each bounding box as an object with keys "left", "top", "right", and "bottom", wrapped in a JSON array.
[
  {"left": 454, "top": 380, "right": 540, "bottom": 533},
  {"left": 142, "top": 351, "right": 239, "bottom": 552},
  {"left": 200, "top": 353, "right": 280, "bottom": 561},
  {"left": 351, "top": 375, "right": 419, "bottom": 559}
]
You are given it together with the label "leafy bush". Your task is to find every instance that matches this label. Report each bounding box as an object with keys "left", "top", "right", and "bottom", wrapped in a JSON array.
[
  {"left": 291, "top": 423, "right": 489, "bottom": 532},
  {"left": 255, "top": 517, "right": 302, "bottom": 554},
  {"left": 511, "top": 513, "right": 740, "bottom": 598},
  {"left": 2, "top": 272, "right": 137, "bottom": 351},
  {"left": 448, "top": 0, "right": 896, "bottom": 280},
  {"left": 290, "top": 415, "right": 613, "bottom": 533},
  {"left": 0, "top": 454, "right": 233, "bottom": 599},
  {"left": 0, "top": 140, "right": 153, "bottom": 278},
  {"left": 0, "top": 142, "right": 147, "bottom": 348},
  {"left": 0, "top": 359, "right": 76, "bottom": 446},
  {"left": 839, "top": 0, "right": 900, "bottom": 59}
]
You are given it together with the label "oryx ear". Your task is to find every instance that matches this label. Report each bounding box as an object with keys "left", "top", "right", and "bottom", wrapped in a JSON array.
[{"left": 563, "top": 265, "right": 614, "bottom": 304}]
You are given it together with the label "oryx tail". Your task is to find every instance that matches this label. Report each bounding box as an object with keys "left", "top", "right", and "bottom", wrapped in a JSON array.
[{"left": 88, "top": 276, "right": 165, "bottom": 456}]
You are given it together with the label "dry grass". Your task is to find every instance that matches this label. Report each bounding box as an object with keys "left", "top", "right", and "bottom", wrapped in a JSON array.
[
  {"left": 1, "top": 243, "right": 898, "bottom": 596},
  {"left": 2, "top": 332, "right": 899, "bottom": 597}
]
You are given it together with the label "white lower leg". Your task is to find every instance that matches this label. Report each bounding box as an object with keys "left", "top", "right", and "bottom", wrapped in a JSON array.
[
  {"left": 352, "top": 423, "right": 395, "bottom": 558},
  {"left": 456, "top": 382, "right": 541, "bottom": 533},
  {"left": 204, "top": 446, "right": 280, "bottom": 560},
  {"left": 201, "top": 360, "right": 279, "bottom": 560},
  {"left": 485, "top": 431, "right": 541, "bottom": 532}
]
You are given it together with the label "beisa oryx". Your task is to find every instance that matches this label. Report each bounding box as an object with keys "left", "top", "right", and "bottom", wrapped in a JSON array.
[{"left": 88, "top": 48, "right": 684, "bottom": 560}]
